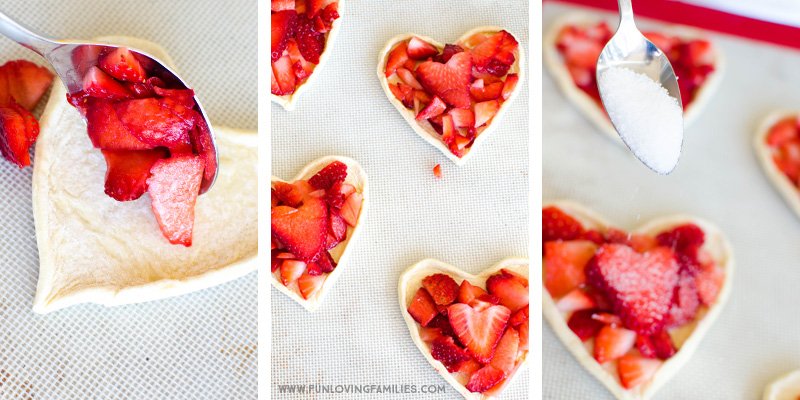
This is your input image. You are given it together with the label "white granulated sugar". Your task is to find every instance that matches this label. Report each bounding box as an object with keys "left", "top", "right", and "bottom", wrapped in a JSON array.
[{"left": 598, "top": 67, "right": 683, "bottom": 174}]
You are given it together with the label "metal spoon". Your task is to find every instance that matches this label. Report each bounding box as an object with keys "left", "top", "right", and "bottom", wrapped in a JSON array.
[
  {"left": 596, "top": 0, "right": 683, "bottom": 174},
  {"left": 0, "top": 11, "right": 218, "bottom": 193}
]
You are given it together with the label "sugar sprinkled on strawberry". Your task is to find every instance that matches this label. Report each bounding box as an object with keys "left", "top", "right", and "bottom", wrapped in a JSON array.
[{"left": 543, "top": 206, "right": 585, "bottom": 242}]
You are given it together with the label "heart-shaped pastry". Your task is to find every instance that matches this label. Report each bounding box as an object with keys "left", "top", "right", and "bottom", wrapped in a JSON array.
[
  {"left": 764, "top": 370, "right": 800, "bottom": 400},
  {"left": 32, "top": 37, "right": 257, "bottom": 313},
  {"left": 754, "top": 111, "right": 800, "bottom": 218},
  {"left": 399, "top": 258, "right": 529, "bottom": 399},
  {"left": 271, "top": 156, "right": 367, "bottom": 311},
  {"left": 271, "top": 0, "right": 343, "bottom": 110},
  {"left": 377, "top": 27, "right": 524, "bottom": 165},
  {"left": 542, "top": 201, "right": 733, "bottom": 400},
  {"left": 544, "top": 13, "right": 724, "bottom": 141}
]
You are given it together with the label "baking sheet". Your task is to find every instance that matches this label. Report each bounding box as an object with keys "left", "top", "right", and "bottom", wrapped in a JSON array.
[
  {"left": 0, "top": 1, "right": 256, "bottom": 398},
  {"left": 544, "top": 2, "right": 800, "bottom": 399},
  {"left": 271, "top": 0, "right": 529, "bottom": 398}
]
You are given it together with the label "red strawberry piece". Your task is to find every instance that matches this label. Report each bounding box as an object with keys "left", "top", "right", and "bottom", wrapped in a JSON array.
[
  {"left": 416, "top": 52, "right": 472, "bottom": 109},
  {"left": 474, "top": 100, "right": 499, "bottom": 127},
  {"left": 340, "top": 192, "right": 362, "bottom": 227},
  {"left": 469, "top": 79, "right": 503, "bottom": 102},
  {"left": 270, "top": 64, "right": 281, "bottom": 95},
  {"left": 272, "top": 54, "right": 296, "bottom": 95},
  {"left": 766, "top": 118, "right": 798, "bottom": 148},
  {"left": 440, "top": 114, "right": 463, "bottom": 157},
  {"left": 97, "top": 47, "right": 146, "bottom": 84},
  {"left": 272, "top": 0, "right": 295, "bottom": 12},
  {"left": 448, "top": 302, "right": 511, "bottom": 363},
  {"left": 435, "top": 44, "right": 464, "bottom": 64},
  {"left": 470, "top": 30, "right": 518, "bottom": 76},
  {"left": 618, "top": 355, "right": 662, "bottom": 389},
  {"left": 295, "top": 15, "right": 325, "bottom": 64},
  {"left": 298, "top": 270, "right": 325, "bottom": 299},
  {"left": 315, "top": 250, "right": 336, "bottom": 273},
  {"left": 84, "top": 100, "right": 150, "bottom": 151},
  {"left": 428, "top": 313, "right": 456, "bottom": 338},
  {"left": 280, "top": 259, "right": 307, "bottom": 285},
  {"left": 408, "top": 287, "right": 438, "bottom": 327},
  {"left": 567, "top": 309, "right": 605, "bottom": 341},
  {"left": 419, "top": 326, "right": 442, "bottom": 343},
  {"left": 286, "top": 40, "right": 315, "bottom": 82},
  {"left": 271, "top": 10, "right": 298, "bottom": 62},
  {"left": 271, "top": 181, "right": 309, "bottom": 207},
  {"left": 696, "top": 255, "right": 724, "bottom": 306},
  {"left": 591, "top": 311, "right": 622, "bottom": 326},
  {"left": 518, "top": 320, "right": 529, "bottom": 351},
  {"left": 502, "top": 73, "right": 519, "bottom": 100},
  {"left": 465, "top": 365, "right": 504, "bottom": 393},
  {"left": 635, "top": 333, "right": 658, "bottom": 359},
  {"left": 416, "top": 96, "right": 446, "bottom": 121},
  {"left": 457, "top": 280, "right": 488, "bottom": 304},
  {"left": 542, "top": 206, "right": 585, "bottom": 242},
  {"left": 385, "top": 42, "right": 410, "bottom": 77},
  {"left": 307, "top": 0, "right": 329, "bottom": 17},
  {"left": 305, "top": 261, "right": 322, "bottom": 276},
  {"left": 309, "top": 160, "right": 347, "bottom": 190},
  {"left": 449, "top": 108, "right": 475, "bottom": 128},
  {"left": 451, "top": 359, "right": 482, "bottom": 384},
  {"left": 490, "top": 327, "right": 519, "bottom": 375},
  {"left": 396, "top": 67, "right": 423, "bottom": 90},
  {"left": 651, "top": 330, "right": 676, "bottom": 359},
  {"left": 657, "top": 223, "right": 705, "bottom": 270},
  {"left": 0, "top": 102, "right": 38, "bottom": 167},
  {"left": 430, "top": 335, "right": 471, "bottom": 371},
  {"left": 101, "top": 148, "right": 167, "bottom": 201},
  {"left": 271, "top": 195, "right": 328, "bottom": 261},
  {"left": 0, "top": 60, "right": 54, "bottom": 110},
  {"left": 509, "top": 306, "right": 529, "bottom": 327},
  {"left": 581, "top": 229, "right": 605, "bottom": 245},
  {"left": 586, "top": 244, "right": 680, "bottom": 335},
  {"left": 487, "top": 270, "right": 529, "bottom": 312},
  {"left": 271, "top": 249, "right": 282, "bottom": 272},
  {"left": 407, "top": 37, "right": 439, "bottom": 60},
  {"left": 324, "top": 181, "right": 347, "bottom": 209},
  {"left": 389, "top": 82, "right": 414, "bottom": 108},
  {"left": 327, "top": 211, "right": 347, "bottom": 245},
  {"left": 188, "top": 115, "right": 217, "bottom": 191},
  {"left": 147, "top": 155, "right": 204, "bottom": 246},
  {"left": 666, "top": 268, "right": 700, "bottom": 328},
  {"left": 594, "top": 324, "right": 636, "bottom": 363},
  {"left": 543, "top": 240, "right": 597, "bottom": 298},
  {"left": 556, "top": 288, "right": 596, "bottom": 314},
  {"left": 469, "top": 293, "right": 501, "bottom": 309},
  {"left": 432, "top": 164, "right": 442, "bottom": 179},
  {"left": 422, "top": 273, "right": 459, "bottom": 306},
  {"left": 114, "top": 98, "right": 193, "bottom": 148}
]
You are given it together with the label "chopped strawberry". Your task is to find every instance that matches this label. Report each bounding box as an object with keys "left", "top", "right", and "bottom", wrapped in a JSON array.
[
  {"left": 416, "top": 52, "right": 472, "bottom": 109},
  {"left": 657, "top": 223, "right": 705, "bottom": 270},
  {"left": 416, "top": 96, "right": 446, "bottom": 121},
  {"left": 449, "top": 108, "right": 475, "bottom": 128},
  {"left": 396, "top": 67, "right": 423, "bottom": 90},
  {"left": 509, "top": 307, "right": 529, "bottom": 327},
  {"left": 474, "top": 100, "right": 499, "bottom": 127},
  {"left": 451, "top": 359, "right": 482, "bottom": 384},
  {"left": 309, "top": 161, "right": 347, "bottom": 189},
  {"left": 307, "top": 0, "right": 329, "bottom": 17},
  {"left": 189, "top": 115, "right": 217, "bottom": 190},
  {"left": 0, "top": 60, "right": 54, "bottom": 110},
  {"left": 430, "top": 336, "right": 471, "bottom": 370},
  {"left": 114, "top": 98, "right": 193, "bottom": 148},
  {"left": 556, "top": 288, "right": 596, "bottom": 314},
  {"left": 465, "top": 365, "right": 504, "bottom": 393},
  {"left": 666, "top": 268, "right": 700, "bottom": 327},
  {"left": 618, "top": 355, "right": 661, "bottom": 389},
  {"left": 271, "top": 10, "right": 298, "bottom": 62},
  {"left": 457, "top": 280, "right": 488, "bottom": 304},
  {"left": 407, "top": 37, "right": 439, "bottom": 60},
  {"left": 280, "top": 259, "right": 307, "bottom": 285},
  {"left": 0, "top": 102, "right": 38, "bottom": 167},
  {"left": 502, "top": 74, "right": 519, "bottom": 100},
  {"left": 320, "top": 2, "right": 339, "bottom": 28},
  {"left": 101, "top": 149, "right": 167, "bottom": 201},
  {"left": 432, "top": 164, "right": 442, "bottom": 179},
  {"left": 543, "top": 206, "right": 585, "bottom": 242},
  {"left": 315, "top": 250, "right": 336, "bottom": 273},
  {"left": 487, "top": 270, "right": 529, "bottom": 312},
  {"left": 286, "top": 40, "right": 315, "bottom": 83},
  {"left": 518, "top": 320, "right": 529, "bottom": 351},
  {"left": 650, "top": 330, "right": 676, "bottom": 359},
  {"left": 470, "top": 30, "right": 518, "bottom": 76},
  {"left": 82, "top": 66, "right": 132, "bottom": 101},
  {"left": 448, "top": 302, "right": 511, "bottom": 363},
  {"left": 98, "top": 47, "right": 146, "bottom": 83},
  {"left": 419, "top": 326, "right": 442, "bottom": 343},
  {"left": 146, "top": 155, "right": 204, "bottom": 246},
  {"left": 327, "top": 211, "right": 347, "bottom": 246},
  {"left": 543, "top": 240, "right": 597, "bottom": 298},
  {"left": 435, "top": 44, "right": 464, "bottom": 64},
  {"left": 272, "top": 0, "right": 295, "bottom": 11},
  {"left": 490, "top": 327, "right": 519, "bottom": 375},
  {"left": 567, "top": 309, "right": 605, "bottom": 341},
  {"left": 272, "top": 181, "right": 309, "bottom": 207},
  {"left": 339, "top": 192, "right": 362, "bottom": 227},
  {"left": 272, "top": 55, "right": 296, "bottom": 95},
  {"left": 271, "top": 195, "right": 328, "bottom": 261},
  {"left": 422, "top": 273, "right": 459, "bottom": 306},
  {"left": 766, "top": 118, "right": 798, "bottom": 147},
  {"left": 593, "top": 325, "right": 636, "bottom": 363},
  {"left": 389, "top": 82, "right": 414, "bottom": 108},
  {"left": 440, "top": 113, "right": 463, "bottom": 157},
  {"left": 295, "top": 15, "right": 325, "bottom": 63},
  {"left": 298, "top": 270, "right": 325, "bottom": 299},
  {"left": 470, "top": 79, "right": 503, "bottom": 102},
  {"left": 408, "top": 287, "right": 438, "bottom": 327},
  {"left": 586, "top": 244, "right": 680, "bottom": 335},
  {"left": 385, "top": 42, "right": 410, "bottom": 77},
  {"left": 696, "top": 256, "right": 724, "bottom": 306},
  {"left": 591, "top": 311, "right": 622, "bottom": 326}
]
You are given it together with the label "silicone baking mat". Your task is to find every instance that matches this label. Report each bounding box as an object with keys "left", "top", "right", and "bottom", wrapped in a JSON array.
[
  {"left": 271, "top": 0, "right": 529, "bottom": 398},
  {"left": 0, "top": 1, "right": 256, "bottom": 398},
  {"left": 544, "top": 2, "right": 800, "bottom": 399}
]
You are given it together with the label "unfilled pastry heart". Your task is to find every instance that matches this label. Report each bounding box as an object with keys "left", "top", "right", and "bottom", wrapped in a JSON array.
[
  {"left": 399, "top": 258, "right": 529, "bottom": 399},
  {"left": 542, "top": 201, "right": 733, "bottom": 400},
  {"left": 271, "top": 0, "right": 343, "bottom": 110},
  {"left": 377, "top": 27, "right": 524, "bottom": 165},
  {"left": 270, "top": 156, "right": 367, "bottom": 312},
  {"left": 544, "top": 13, "right": 724, "bottom": 141},
  {"left": 754, "top": 111, "right": 800, "bottom": 218},
  {"left": 32, "top": 37, "right": 257, "bottom": 313}
]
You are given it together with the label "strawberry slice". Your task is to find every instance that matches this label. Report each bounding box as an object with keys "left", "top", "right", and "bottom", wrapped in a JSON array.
[
  {"left": 114, "top": 98, "right": 193, "bottom": 148},
  {"left": 556, "top": 288, "right": 596, "bottom": 314},
  {"left": 298, "top": 270, "right": 325, "bottom": 299},
  {"left": 272, "top": 0, "right": 295, "bottom": 11},
  {"left": 666, "top": 268, "right": 700, "bottom": 327},
  {"left": 430, "top": 335, "right": 471, "bottom": 370},
  {"left": 83, "top": 66, "right": 133, "bottom": 101},
  {"left": 486, "top": 271, "right": 528, "bottom": 312},
  {"left": 543, "top": 206, "right": 585, "bottom": 242},
  {"left": 309, "top": 160, "right": 347, "bottom": 189},
  {"left": 502, "top": 74, "right": 519, "bottom": 100},
  {"left": 101, "top": 149, "right": 167, "bottom": 201},
  {"left": 407, "top": 37, "right": 439, "bottom": 60},
  {"left": 408, "top": 287, "right": 438, "bottom": 326},
  {"left": 696, "top": 255, "right": 724, "bottom": 306},
  {"left": 189, "top": 114, "right": 217, "bottom": 190},
  {"left": 422, "top": 273, "right": 459, "bottom": 306},
  {"left": 470, "top": 30, "right": 518, "bottom": 76},
  {"left": 295, "top": 15, "right": 325, "bottom": 64},
  {"left": 451, "top": 359, "right": 482, "bottom": 384},
  {"left": 470, "top": 79, "right": 503, "bottom": 102},
  {"left": 448, "top": 302, "right": 511, "bottom": 363},
  {"left": 490, "top": 327, "right": 519, "bottom": 375},
  {"left": 457, "top": 280, "right": 488, "bottom": 304},
  {"left": 272, "top": 54, "right": 297, "bottom": 95},
  {"left": 146, "top": 155, "right": 204, "bottom": 246},
  {"left": 416, "top": 96, "right": 446, "bottom": 121},
  {"left": 280, "top": 259, "right": 307, "bottom": 285},
  {"left": 416, "top": 52, "right": 472, "bottom": 109},
  {"left": 636, "top": 330, "right": 676, "bottom": 360},
  {"left": 435, "top": 44, "right": 464, "bottom": 64},
  {"left": 474, "top": 100, "right": 499, "bottom": 127},
  {"left": 98, "top": 47, "right": 146, "bottom": 83},
  {"left": 286, "top": 40, "right": 315, "bottom": 82},
  {"left": 271, "top": 195, "right": 328, "bottom": 261},
  {"left": 586, "top": 244, "right": 680, "bottom": 335},
  {"left": 567, "top": 309, "right": 605, "bottom": 341},
  {"left": 0, "top": 60, "right": 54, "bottom": 110},
  {"left": 618, "top": 355, "right": 662, "bottom": 389},
  {"left": 448, "top": 108, "right": 475, "bottom": 128},
  {"left": 0, "top": 102, "right": 38, "bottom": 167},
  {"left": 593, "top": 324, "right": 636, "bottom": 363},
  {"left": 465, "top": 365, "right": 504, "bottom": 393},
  {"left": 396, "top": 68, "right": 423, "bottom": 90},
  {"left": 766, "top": 118, "right": 798, "bottom": 147},
  {"left": 271, "top": 10, "right": 298, "bottom": 62},
  {"left": 339, "top": 192, "right": 362, "bottom": 227},
  {"left": 85, "top": 100, "right": 151, "bottom": 151},
  {"left": 509, "top": 307, "right": 529, "bottom": 327},
  {"left": 272, "top": 181, "right": 312, "bottom": 207},
  {"left": 543, "top": 240, "right": 597, "bottom": 298},
  {"left": 385, "top": 42, "right": 409, "bottom": 77}
]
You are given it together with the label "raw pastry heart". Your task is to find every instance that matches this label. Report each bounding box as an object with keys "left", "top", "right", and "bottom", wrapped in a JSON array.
[
  {"left": 754, "top": 111, "right": 800, "bottom": 218},
  {"left": 270, "top": 156, "right": 367, "bottom": 311},
  {"left": 399, "top": 258, "right": 529, "bottom": 399},
  {"left": 271, "top": 0, "right": 343, "bottom": 110},
  {"left": 32, "top": 37, "right": 257, "bottom": 313},
  {"left": 763, "top": 370, "right": 800, "bottom": 400},
  {"left": 377, "top": 27, "right": 524, "bottom": 165},
  {"left": 542, "top": 201, "right": 733, "bottom": 400},
  {"left": 544, "top": 13, "right": 724, "bottom": 141}
]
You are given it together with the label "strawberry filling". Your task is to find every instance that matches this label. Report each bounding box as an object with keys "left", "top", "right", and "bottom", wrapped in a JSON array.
[
  {"left": 271, "top": 161, "right": 362, "bottom": 300},
  {"left": 0, "top": 60, "right": 54, "bottom": 168},
  {"left": 384, "top": 31, "right": 520, "bottom": 158},
  {"left": 765, "top": 116, "right": 800, "bottom": 187},
  {"left": 66, "top": 47, "right": 216, "bottom": 247},
  {"left": 555, "top": 22, "right": 715, "bottom": 109},
  {"left": 406, "top": 270, "right": 529, "bottom": 394},
  {"left": 271, "top": 0, "right": 340, "bottom": 96},
  {"left": 543, "top": 206, "right": 725, "bottom": 389}
]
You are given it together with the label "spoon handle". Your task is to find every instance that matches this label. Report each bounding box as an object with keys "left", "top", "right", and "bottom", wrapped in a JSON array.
[
  {"left": 617, "top": 0, "right": 636, "bottom": 26},
  {"left": 0, "top": 11, "right": 56, "bottom": 56}
]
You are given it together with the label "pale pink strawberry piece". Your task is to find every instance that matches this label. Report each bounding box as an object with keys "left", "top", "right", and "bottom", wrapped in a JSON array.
[
  {"left": 474, "top": 100, "right": 499, "bottom": 127},
  {"left": 696, "top": 256, "right": 724, "bottom": 306},
  {"left": 281, "top": 259, "right": 307, "bottom": 285},
  {"left": 272, "top": 54, "right": 296, "bottom": 95},
  {"left": 440, "top": 113, "right": 463, "bottom": 157},
  {"left": 385, "top": 42, "right": 410, "bottom": 77},
  {"left": 490, "top": 327, "right": 519, "bottom": 375},
  {"left": 408, "top": 287, "right": 438, "bottom": 326},
  {"left": 451, "top": 359, "right": 482, "bottom": 385},
  {"left": 416, "top": 52, "right": 472, "bottom": 109},
  {"left": 544, "top": 240, "right": 597, "bottom": 298},
  {"left": 298, "top": 270, "right": 325, "bottom": 299},
  {"left": 272, "top": 0, "right": 295, "bottom": 12},
  {"left": 593, "top": 324, "right": 636, "bottom": 363},
  {"left": 556, "top": 288, "right": 596, "bottom": 314},
  {"left": 419, "top": 327, "right": 442, "bottom": 343},
  {"left": 666, "top": 268, "right": 700, "bottom": 328},
  {"left": 447, "top": 302, "right": 511, "bottom": 363},
  {"left": 449, "top": 108, "right": 475, "bottom": 128},
  {"left": 592, "top": 312, "right": 622, "bottom": 326},
  {"left": 286, "top": 40, "right": 315, "bottom": 83},
  {"left": 502, "top": 73, "right": 519, "bottom": 100},
  {"left": 416, "top": 96, "right": 446, "bottom": 121},
  {"left": 396, "top": 67, "right": 423, "bottom": 90},
  {"left": 465, "top": 365, "right": 504, "bottom": 393},
  {"left": 618, "top": 354, "right": 662, "bottom": 389},
  {"left": 147, "top": 155, "right": 205, "bottom": 246},
  {"left": 407, "top": 37, "right": 439, "bottom": 60}
]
